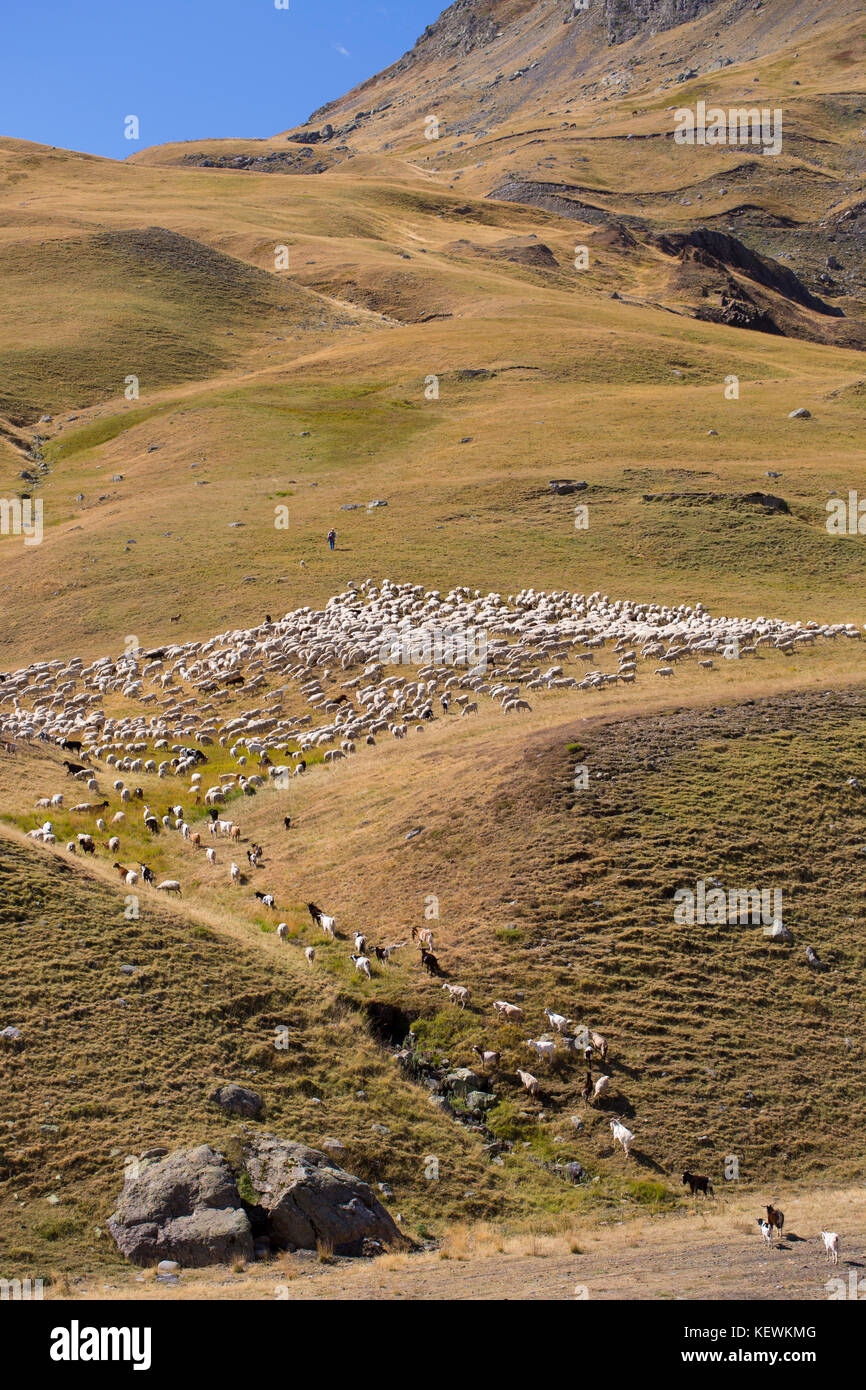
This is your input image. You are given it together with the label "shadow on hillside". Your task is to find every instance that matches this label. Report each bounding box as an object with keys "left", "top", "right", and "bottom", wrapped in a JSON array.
[
  {"left": 626, "top": 1148, "right": 668, "bottom": 1175},
  {"left": 612, "top": 1059, "right": 642, "bottom": 1081}
]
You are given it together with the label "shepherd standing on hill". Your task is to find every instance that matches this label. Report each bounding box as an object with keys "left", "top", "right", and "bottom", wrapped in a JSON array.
[{"left": 327, "top": 527, "right": 337, "bottom": 552}]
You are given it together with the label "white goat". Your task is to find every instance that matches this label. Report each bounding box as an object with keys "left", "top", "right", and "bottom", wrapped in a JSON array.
[
  {"left": 820, "top": 1230, "right": 840, "bottom": 1265},
  {"left": 609, "top": 1118, "right": 634, "bottom": 1159}
]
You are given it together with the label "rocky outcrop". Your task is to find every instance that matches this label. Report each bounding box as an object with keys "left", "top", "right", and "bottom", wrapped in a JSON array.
[
  {"left": 107, "top": 1145, "right": 254, "bottom": 1267},
  {"left": 242, "top": 1135, "right": 407, "bottom": 1256},
  {"left": 604, "top": 0, "right": 722, "bottom": 46},
  {"left": 651, "top": 228, "right": 844, "bottom": 317},
  {"left": 487, "top": 179, "right": 640, "bottom": 227}
]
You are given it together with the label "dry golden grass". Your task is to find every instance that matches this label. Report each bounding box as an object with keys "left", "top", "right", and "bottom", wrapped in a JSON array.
[{"left": 1, "top": 0, "right": 865, "bottom": 1296}]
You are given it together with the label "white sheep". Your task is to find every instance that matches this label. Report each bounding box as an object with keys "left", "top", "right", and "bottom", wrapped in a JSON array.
[
  {"left": 442, "top": 983, "right": 470, "bottom": 1009},
  {"left": 206, "top": 847, "right": 217, "bottom": 866},
  {"left": 230, "top": 862, "right": 241, "bottom": 885},
  {"left": 492, "top": 1000, "right": 524, "bottom": 1022},
  {"left": 350, "top": 953, "right": 372, "bottom": 979},
  {"left": 156, "top": 880, "right": 182, "bottom": 896},
  {"left": 304, "top": 945, "right": 316, "bottom": 965},
  {"left": 592, "top": 1074, "right": 611, "bottom": 1103},
  {"left": 276, "top": 922, "right": 289, "bottom": 943}
]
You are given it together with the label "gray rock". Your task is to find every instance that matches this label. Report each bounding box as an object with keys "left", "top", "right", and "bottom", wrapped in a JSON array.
[
  {"left": 788, "top": 408, "right": 811, "bottom": 419},
  {"left": 549, "top": 479, "right": 588, "bottom": 494},
  {"left": 108, "top": 1144, "right": 254, "bottom": 1267},
  {"left": 465, "top": 1090, "right": 496, "bottom": 1112},
  {"left": 209, "top": 1083, "right": 264, "bottom": 1119},
  {"left": 443, "top": 1068, "right": 485, "bottom": 1099},
  {"left": 242, "top": 1134, "right": 406, "bottom": 1256}
]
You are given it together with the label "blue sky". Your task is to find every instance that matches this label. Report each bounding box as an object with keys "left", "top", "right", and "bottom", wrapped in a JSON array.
[{"left": 0, "top": 0, "right": 441, "bottom": 159}]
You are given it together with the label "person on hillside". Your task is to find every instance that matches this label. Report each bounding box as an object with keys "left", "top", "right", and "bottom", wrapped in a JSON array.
[{"left": 327, "top": 528, "right": 337, "bottom": 551}]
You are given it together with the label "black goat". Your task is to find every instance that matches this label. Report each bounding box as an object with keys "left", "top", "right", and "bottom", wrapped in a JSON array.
[{"left": 682, "top": 1172, "right": 714, "bottom": 1197}]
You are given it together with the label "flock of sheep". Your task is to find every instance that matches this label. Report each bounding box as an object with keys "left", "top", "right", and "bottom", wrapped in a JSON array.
[
  {"left": 1, "top": 579, "right": 857, "bottom": 766},
  {"left": 0, "top": 578, "right": 856, "bottom": 1264}
]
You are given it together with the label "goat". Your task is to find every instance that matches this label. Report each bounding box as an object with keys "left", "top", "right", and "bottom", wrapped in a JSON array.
[
  {"left": 255, "top": 891, "right": 276, "bottom": 909},
  {"left": 581, "top": 1071, "right": 594, "bottom": 1105},
  {"left": 682, "top": 1172, "right": 714, "bottom": 1197},
  {"left": 589, "top": 1030, "right": 608, "bottom": 1062},
  {"left": 471, "top": 1045, "right": 500, "bottom": 1070},
  {"left": 230, "top": 862, "right": 241, "bottom": 885},
  {"left": 420, "top": 947, "right": 441, "bottom": 976},
  {"left": 139, "top": 864, "right": 155, "bottom": 886},
  {"left": 820, "top": 1230, "right": 840, "bottom": 1265},
  {"left": 350, "top": 953, "right": 372, "bottom": 979},
  {"left": 757, "top": 1219, "right": 773, "bottom": 1247},
  {"left": 308, "top": 902, "right": 336, "bottom": 935},
  {"left": 283, "top": 815, "right": 292, "bottom": 829},
  {"left": 276, "top": 922, "right": 289, "bottom": 943},
  {"left": 442, "top": 983, "right": 470, "bottom": 1009},
  {"left": 304, "top": 945, "right": 316, "bottom": 965},
  {"left": 525, "top": 1037, "right": 555, "bottom": 1064},
  {"left": 206, "top": 847, "right": 217, "bottom": 866},
  {"left": 766, "top": 1204, "right": 784, "bottom": 1236},
  {"left": 354, "top": 932, "right": 367, "bottom": 954},
  {"left": 543, "top": 1007, "right": 571, "bottom": 1034},
  {"left": 516, "top": 1068, "right": 540, "bottom": 1097},
  {"left": 609, "top": 1118, "right": 634, "bottom": 1159}
]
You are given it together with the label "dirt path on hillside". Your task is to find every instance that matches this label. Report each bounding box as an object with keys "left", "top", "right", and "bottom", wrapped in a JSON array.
[{"left": 78, "top": 1214, "right": 866, "bottom": 1301}]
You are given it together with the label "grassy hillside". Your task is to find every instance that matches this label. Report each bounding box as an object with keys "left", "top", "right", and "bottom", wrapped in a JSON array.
[{"left": 2, "top": 680, "right": 865, "bottom": 1283}]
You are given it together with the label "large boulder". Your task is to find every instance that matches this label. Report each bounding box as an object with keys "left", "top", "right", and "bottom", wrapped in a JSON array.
[
  {"left": 242, "top": 1135, "right": 406, "bottom": 1256},
  {"left": 108, "top": 1145, "right": 254, "bottom": 1267}
]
